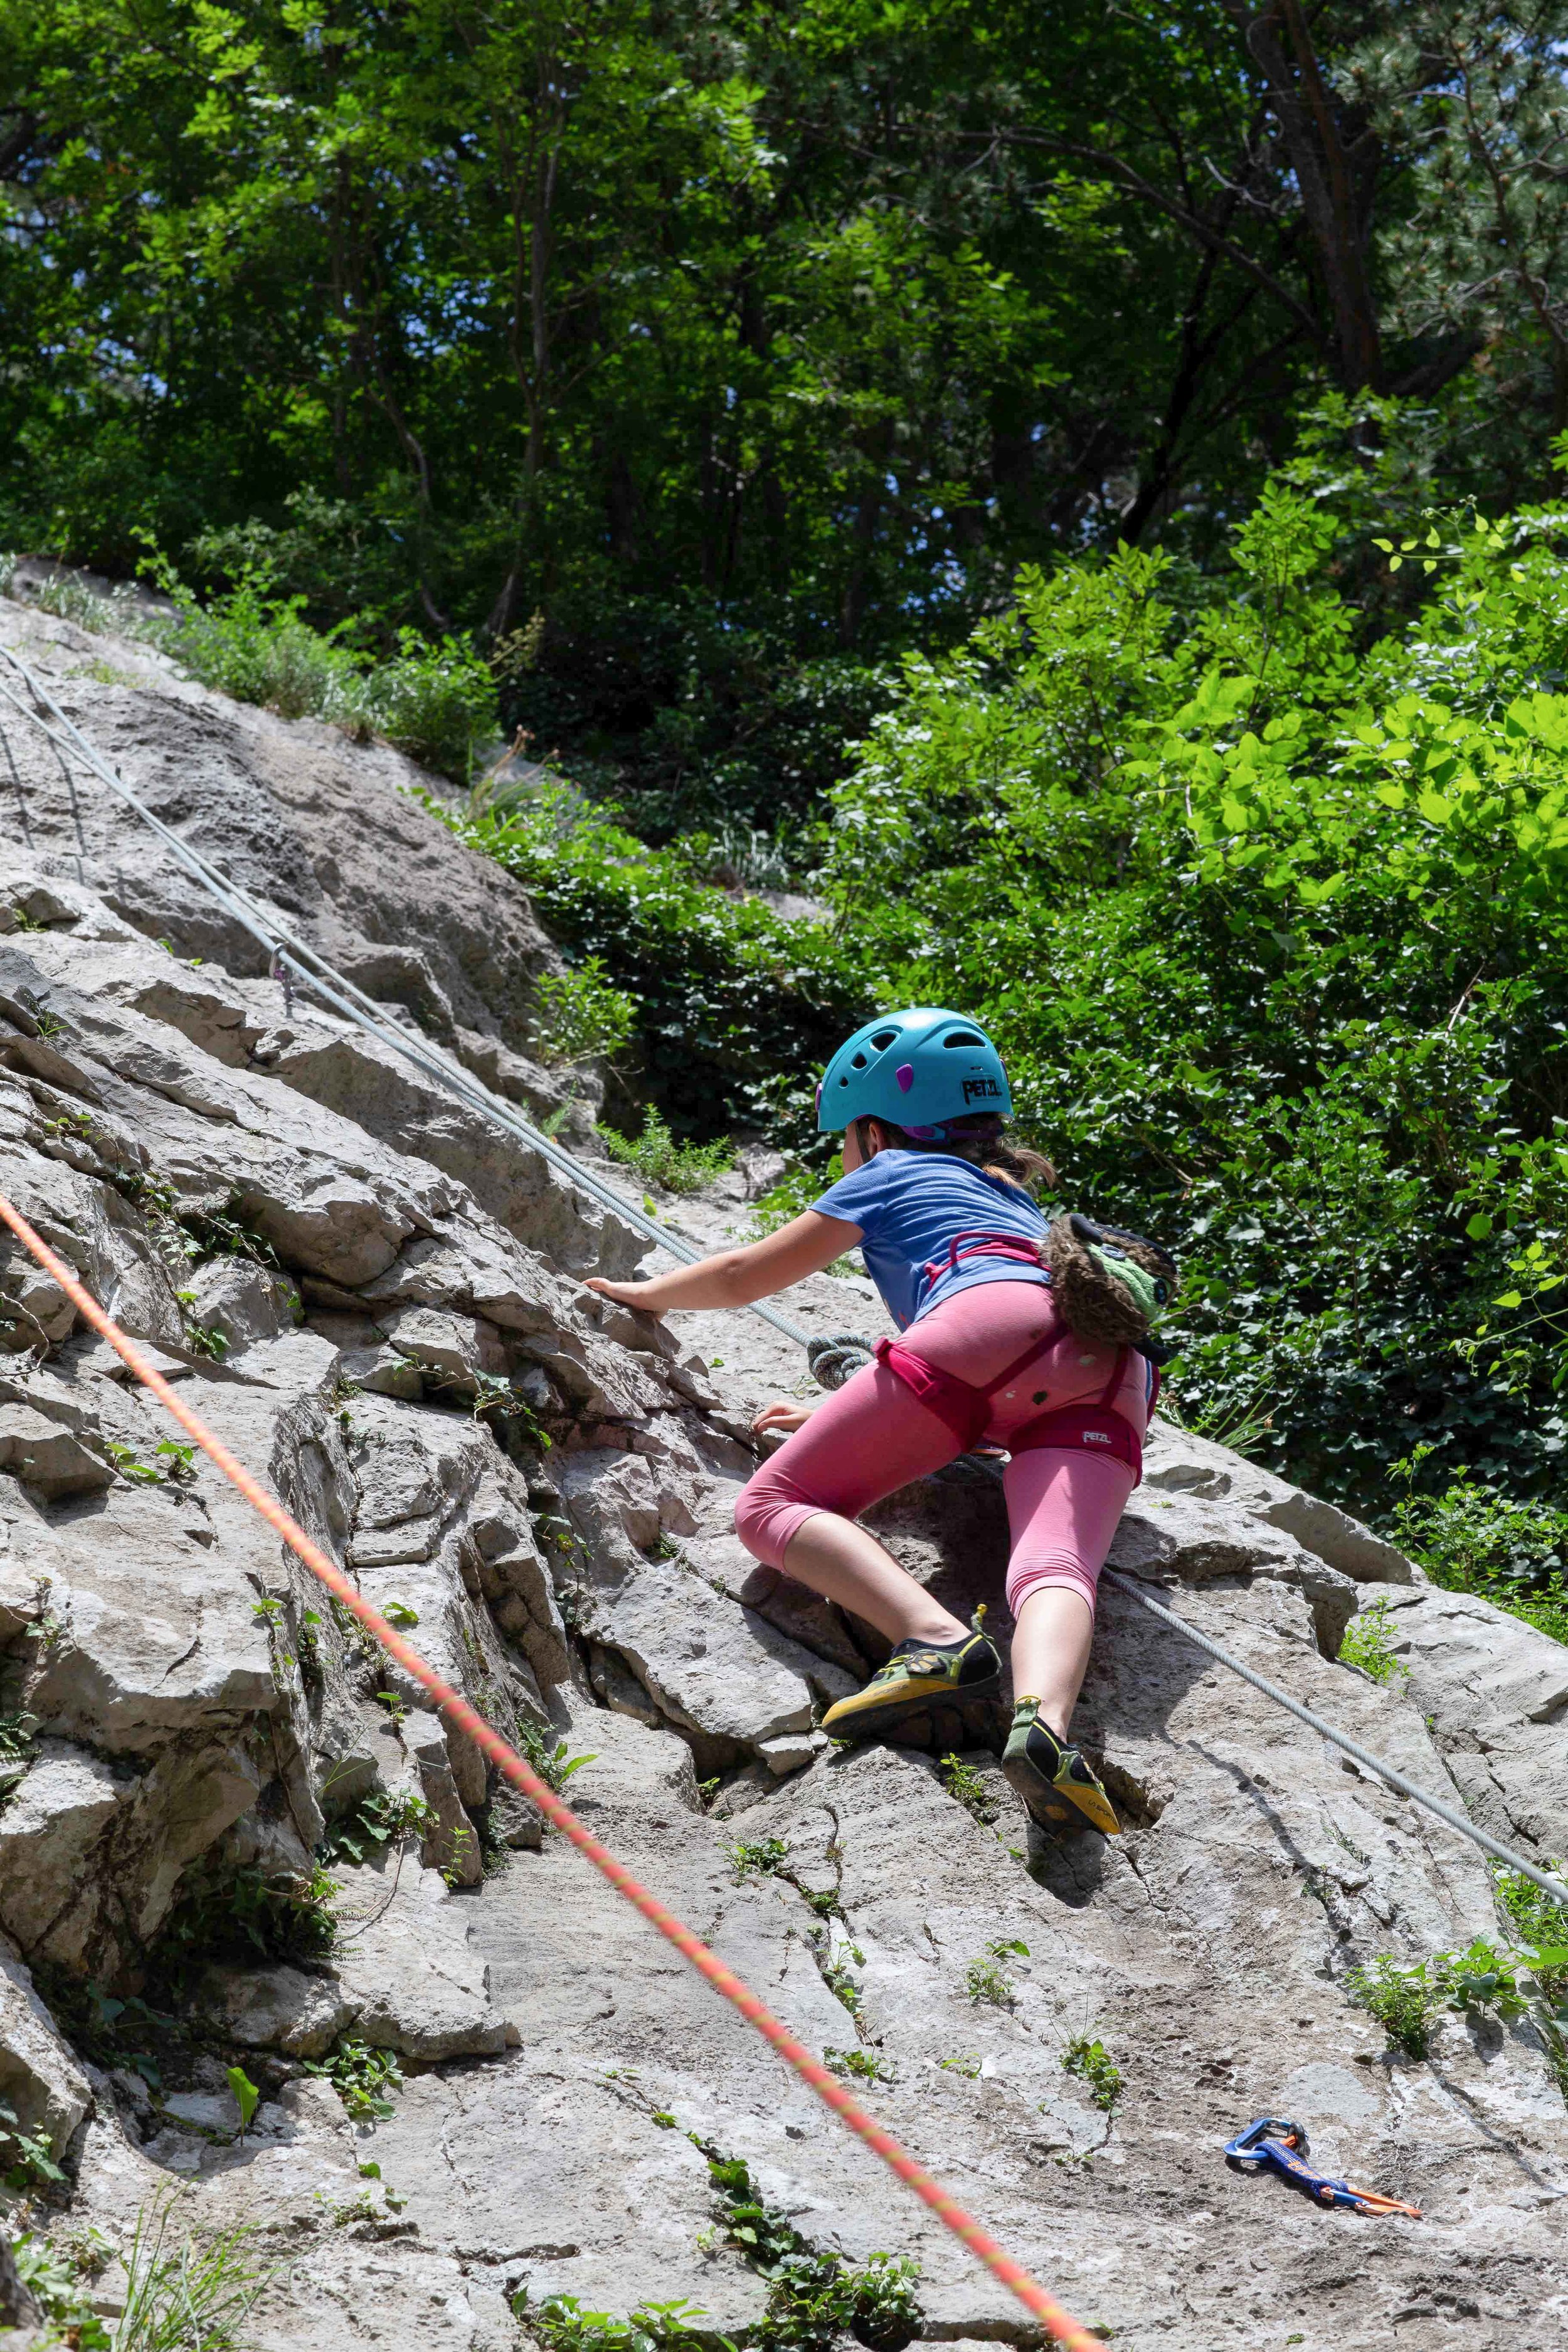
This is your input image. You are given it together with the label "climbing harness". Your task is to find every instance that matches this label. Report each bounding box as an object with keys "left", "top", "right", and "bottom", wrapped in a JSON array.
[
  {"left": 873, "top": 1329, "right": 1152, "bottom": 1480},
  {"left": 1224, "top": 2117, "right": 1422, "bottom": 2219},
  {"left": 0, "top": 1191, "right": 1106, "bottom": 2352}
]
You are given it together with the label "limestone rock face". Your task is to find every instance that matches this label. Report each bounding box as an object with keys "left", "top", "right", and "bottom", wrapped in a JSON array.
[{"left": 0, "top": 601, "right": 1565, "bottom": 2350}]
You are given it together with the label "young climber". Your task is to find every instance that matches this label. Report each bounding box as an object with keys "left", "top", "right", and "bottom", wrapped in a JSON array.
[{"left": 584, "top": 1008, "right": 1172, "bottom": 1837}]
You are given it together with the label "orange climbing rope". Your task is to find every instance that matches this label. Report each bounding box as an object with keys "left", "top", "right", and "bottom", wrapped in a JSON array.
[{"left": 0, "top": 1192, "right": 1104, "bottom": 2352}]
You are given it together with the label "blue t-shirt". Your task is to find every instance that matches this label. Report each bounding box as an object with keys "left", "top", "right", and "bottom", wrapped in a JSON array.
[{"left": 813, "top": 1150, "right": 1049, "bottom": 1330}]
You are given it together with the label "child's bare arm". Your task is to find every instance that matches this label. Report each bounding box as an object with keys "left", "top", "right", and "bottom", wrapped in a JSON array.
[{"left": 583, "top": 1210, "right": 859, "bottom": 1316}]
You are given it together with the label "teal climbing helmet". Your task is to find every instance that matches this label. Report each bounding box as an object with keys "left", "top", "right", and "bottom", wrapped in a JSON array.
[{"left": 816, "top": 1008, "right": 1012, "bottom": 1136}]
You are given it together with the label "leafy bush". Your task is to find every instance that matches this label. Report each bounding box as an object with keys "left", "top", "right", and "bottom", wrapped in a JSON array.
[
  {"left": 803, "top": 484, "right": 1568, "bottom": 1516},
  {"left": 531, "top": 957, "right": 639, "bottom": 1066},
  {"left": 452, "top": 784, "right": 867, "bottom": 1136},
  {"left": 1494, "top": 1862, "right": 1568, "bottom": 2006},
  {"left": 599, "top": 1107, "right": 733, "bottom": 1194},
  {"left": 1337, "top": 1597, "right": 1411, "bottom": 1688},
  {"left": 1346, "top": 1935, "right": 1567, "bottom": 2058},
  {"left": 1392, "top": 1461, "right": 1568, "bottom": 1645}
]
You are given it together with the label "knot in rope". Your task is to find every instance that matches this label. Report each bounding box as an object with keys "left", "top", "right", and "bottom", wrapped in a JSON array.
[{"left": 807, "top": 1332, "right": 876, "bottom": 1391}]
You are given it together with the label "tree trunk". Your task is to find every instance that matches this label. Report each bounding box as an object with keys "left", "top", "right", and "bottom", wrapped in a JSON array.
[{"left": 1225, "top": 0, "right": 1385, "bottom": 389}]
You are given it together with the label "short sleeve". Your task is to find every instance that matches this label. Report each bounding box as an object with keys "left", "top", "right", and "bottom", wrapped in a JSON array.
[{"left": 810, "top": 1158, "right": 886, "bottom": 1233}]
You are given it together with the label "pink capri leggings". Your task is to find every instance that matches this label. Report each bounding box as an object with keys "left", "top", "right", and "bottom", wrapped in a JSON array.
[{"left": 734, "top": 1281, "right": 1148, "bottom": 1621}]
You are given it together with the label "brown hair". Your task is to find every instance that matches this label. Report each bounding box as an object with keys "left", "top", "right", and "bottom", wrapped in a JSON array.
[{"left": 853, "top": 1112, "right": 1057, "bottom": 1195}]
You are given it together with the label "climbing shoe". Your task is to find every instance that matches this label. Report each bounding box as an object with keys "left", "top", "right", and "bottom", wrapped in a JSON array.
[
  {"left": 1002, "top": 1698, "right": 1120, "bottom": 1836},
  {"left": 822, "top": 1617, "right": 1001, "bottom": 1742}
]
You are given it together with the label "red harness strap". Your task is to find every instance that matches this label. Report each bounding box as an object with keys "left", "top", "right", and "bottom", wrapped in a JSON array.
[{"left": 871, "top": 1328, "right": 1152, "bottom": 1483}]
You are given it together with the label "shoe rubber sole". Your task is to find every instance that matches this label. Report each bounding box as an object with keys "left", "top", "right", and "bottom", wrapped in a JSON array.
[
  {"left": 824, "top": 1666, "right": 1004, "bottom": 1743},
  {"left": 1002, "top": 1747, "right": 1120, "bottom": 1838}
]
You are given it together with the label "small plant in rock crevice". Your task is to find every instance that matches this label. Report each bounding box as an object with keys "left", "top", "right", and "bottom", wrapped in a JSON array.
[
  {"left": 300, "top": 2038, "right": 405, "bottom": 2122},
  {"left": 964, "top": 1939, "right": 1028, "bottom": 2009},
  {"left": 728, "top": 1835, "right": 790, "bottom": 1882},
  {"left": 823, "top": 2046, "right": 894, "bottom": 2086},
  {"left": 1345, "top": 1954, "right": 1443, "bottom": 2057},
  {"left": 0, "top": 1711, "right": 36, "bottom": 1804},
  {"left": 1061, "top": 2036, "right": 1123, "bottom": 2112},
  {"left": 1342, "top": 1938, "right": 1551, "bottom": 2058},
  {"left": 0, "top": 2096, "right": 66, "bottom": 2190},
  {"left": 692, "top": 2137, "right": 921, "bottom": 2352},
  {"left": 937, "top": 1752, "right": 1000, "bottom": 1826},
  {"left": 521, "top": 2290, "right": 722, "bottom": 2352},
  {"left": 149, "top": 1853, "right": 339, "bottom": 1993},
  {"left": 1336, "top": 1596, "right": 1411, "bottom": 1689},
  {"left": 516, "top": 1717, "right": 596, "bottom": 1803},
  {"left": 319, "top": 1784, "right": 435, "bottom": 1867}
]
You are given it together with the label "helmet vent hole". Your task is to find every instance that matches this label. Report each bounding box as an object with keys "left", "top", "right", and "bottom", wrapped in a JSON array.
[
  {"left": 850, "top": 1052, "right": 869, "bottom": 1068},
  {"left": 870, "top": 1029, "right": 899, "bottom": 1051},
  {"left": 941, "top": 1030, "right": 986, "bottom": 1047}
]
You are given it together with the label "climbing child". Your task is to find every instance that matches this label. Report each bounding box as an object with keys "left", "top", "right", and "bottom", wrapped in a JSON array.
[{"left": 585, "top": 1008, "right": 1175, "bottom": 1837}]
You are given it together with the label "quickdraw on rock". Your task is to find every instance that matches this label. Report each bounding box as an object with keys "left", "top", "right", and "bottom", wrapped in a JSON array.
[{"left": 1224, "top": 2117, "right": 1422, "bottom": 2220}]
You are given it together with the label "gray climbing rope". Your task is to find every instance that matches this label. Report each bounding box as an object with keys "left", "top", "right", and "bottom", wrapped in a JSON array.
[
  {"left": 6, "top": 637, "right": 1566, "bottom": 1912},
  {"left": 0, "top": 644, "right": 829, "bottom": 1365},
  {"left": 1100, "top": 1569, "right": 1568, "bottom": 1914},
  {"left": 806, "top": 1332, "right": 877, "bottom": 1390}
]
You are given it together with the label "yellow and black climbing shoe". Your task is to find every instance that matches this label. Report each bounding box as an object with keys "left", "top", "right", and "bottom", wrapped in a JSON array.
[
  {"left": 822, "top": 1620, "right": 1001, "bottom": 1742},
  {"left": 1002, "top": 1698, "right": 1120, "bottom": 1836}
]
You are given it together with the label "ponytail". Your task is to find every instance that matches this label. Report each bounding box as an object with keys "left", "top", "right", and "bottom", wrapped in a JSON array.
[{"left": 851, "top": 1112, "right": 1057, "bottom": 1195}]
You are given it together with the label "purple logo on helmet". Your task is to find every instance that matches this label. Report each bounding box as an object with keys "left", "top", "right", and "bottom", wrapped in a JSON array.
[{"left": 895, "top": 1063, "right": 914, "bottom": 1093}]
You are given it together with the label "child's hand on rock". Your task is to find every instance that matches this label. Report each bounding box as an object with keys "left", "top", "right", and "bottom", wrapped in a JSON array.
[
  {"left": 583, "top": 1276, "right": 662, "bottom": 1313},
  {"left": 752, "top": 1399, "right": 814, "bottom": 1436}
]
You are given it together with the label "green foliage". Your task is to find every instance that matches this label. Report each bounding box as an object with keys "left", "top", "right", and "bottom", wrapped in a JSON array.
[
  {"left": 1061, "top": 2037, "right": 1123, "bottom": 2112},
  {"left": 599, "top": 1108, "right": 734, "bottom": 1194},
  {"left": 810, "top": 485, "right": 1568, "bottom": 1514},
  {"left": 1345, "top": 1934, "right": 1563, "bottom": 2058},
  {"left": 699, "top": 2141, "right": 920, "bottom": 2352},
  {"left": 106, "top": 562, "right": 498, "bottom": 784},
  {"left": 115, "top": 2191, "right": 270, "bottom": 2352},
  {"left": 1392, "top": 1460, "right": 1568, "bottom": 1645},
  {"left": 963, "top": 1941, "right": 1027, "bottom": 2009},
  {"left": 524, "top": 2292, "right": 725, "bottom": 2352},
  {"left": 531, "top": 958, "right": 639, "bottom": 1067},
  {"left": 1345, "top": 1954, "right": 1443, "bottom": 2057},
  {"left": 11, "top": 2231, "right": 112, "bottom": 2351},
  {"left": 1337, "top": 1597, "right": 1412, "bottom": 1688},
  {"left": 301, "top": 2039, "right": 405, "bottom": 2123},
  {"left": 515, "top": 1719, "right": 596, "bottom": 1799},
  {"left": 822, "top": 2046, "right": 895, "bottom": 2085},
  {"left": 453, "top": 787, "right": 866, "bottom": 1136},
  {"left": 728, "top": 1836, "right": 791, "bottom": 1881},
  {"left": 152, "top": 1854, "right": 337, "bottom": 1988},
  {"left": 224, "top": 2067, "right": 260, "bottom": 2139},
  {"left": 320, "top": 1786, "right": 435, "bottom": 1868},
  {"left": 0, "top": 1711, "right": 36, "bottom": 1803},
  {"left": 937, "top": 1754, "right": 1000, "bottom": 1826},
  {"left": 1494, "top": 1863, "right": 1568, "bottom": 2005},
  {"left": 0, "top": 2097, "right": 66, "bottom": 2190}
]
